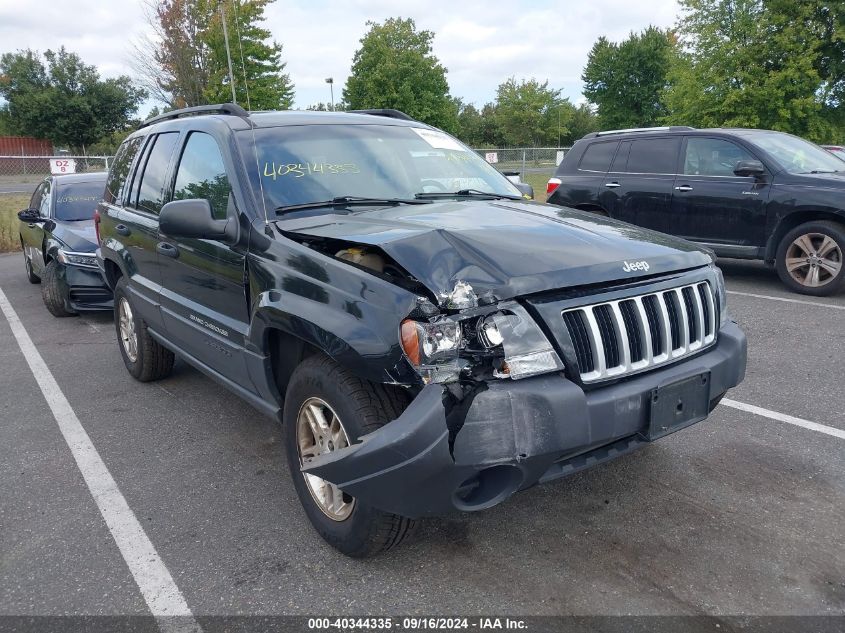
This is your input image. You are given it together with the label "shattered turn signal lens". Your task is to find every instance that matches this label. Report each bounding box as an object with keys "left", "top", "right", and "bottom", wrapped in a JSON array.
[{"left": 400, "top": 319, "right": 421, "bottom": 366}]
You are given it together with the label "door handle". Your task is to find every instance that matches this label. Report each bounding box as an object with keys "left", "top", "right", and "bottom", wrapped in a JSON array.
[
  {"left": 604, "top": 182, "right": 620, "bottom": 188},
  {"left": 156, "top": 242, "right": 179, "bottom": 259},
  {"left": 115, "top": 224, "right": 131, "bottom": 236},
  {"left": 674, "top": 185, "right": 693, "bottom": 192}
]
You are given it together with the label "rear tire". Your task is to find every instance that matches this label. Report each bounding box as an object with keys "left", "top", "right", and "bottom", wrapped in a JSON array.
[
  {"left": 775, "top": 221, "right": 845, "bottom": 296},
  {"left": 283, "top": 354, "right": 415, "bottom": 558},
  {"left": 113, "top": 277, "right": 175, "bottom": 382},
  {"left": 23, "top": 246, "right": 40, "bottom": 284},
  {"left": 41, "top": 260, "right": 76, "bottom": 317}
]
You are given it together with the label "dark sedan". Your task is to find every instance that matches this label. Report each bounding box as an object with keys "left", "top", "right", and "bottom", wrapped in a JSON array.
[{"left": 18, "top": 172, "right": 112, "bottom": 316}]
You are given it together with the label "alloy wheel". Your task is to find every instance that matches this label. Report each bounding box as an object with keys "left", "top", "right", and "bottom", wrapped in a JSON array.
[
  {"left": 784, "top": 232, "right": 842, "bottom": 288},
  {"left": 296, "top": 397, "right": 354, "bottom": 521},
  {"left": 118, "top": 297, "right": 139, "bottom": 363}
]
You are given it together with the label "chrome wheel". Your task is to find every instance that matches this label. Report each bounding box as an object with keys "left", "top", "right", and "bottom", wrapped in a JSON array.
[
  {"left": 296, "top": 397, "right": 354, "bottom": 521},
  {"left": 118, "top": 297, "right": 138, "bottom": 363},
  {"left": 784, "top": 232, "right": 842, "bottom": 288}
]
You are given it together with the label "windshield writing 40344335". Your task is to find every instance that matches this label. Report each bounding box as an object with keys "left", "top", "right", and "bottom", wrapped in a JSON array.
[{"left": 263, "top": 162, "right": 360, "bottom": 179}]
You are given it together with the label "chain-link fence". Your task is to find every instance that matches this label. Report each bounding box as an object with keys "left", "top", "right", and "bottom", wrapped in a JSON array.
[
  {"left": 470, "top": 147, "right": 571, "bottom": 176},
  {"left": 0, "top": 156, "right": 112, "bottom": 190}
]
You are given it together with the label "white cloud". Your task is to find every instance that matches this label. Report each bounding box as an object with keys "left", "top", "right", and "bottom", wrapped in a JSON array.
[{"left": 0, "top": 0, "right": 679, "bottom": 113}]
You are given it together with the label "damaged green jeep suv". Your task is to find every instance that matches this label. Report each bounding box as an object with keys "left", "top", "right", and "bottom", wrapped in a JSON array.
[{"left": 96, "top": 104, "right": 747, "bottom": 557}]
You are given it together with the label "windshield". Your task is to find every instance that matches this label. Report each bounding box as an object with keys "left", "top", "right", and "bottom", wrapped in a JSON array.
[
  {"left": 742, "top": 132, "right": 844, "bottom": 174},
  {"left": 826, "top": 147, "right": 845, "bottom": 162},
  {"left": 55, "top": 180, "right": 105, "bottom": 221},
  {"left": 238, "top": 124, "right": 521, "bottom": 212}
]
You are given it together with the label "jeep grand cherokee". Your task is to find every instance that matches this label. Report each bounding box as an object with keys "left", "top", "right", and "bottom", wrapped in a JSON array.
[{"left": 96, "top": 105, "right": 747, "bottom": 557}]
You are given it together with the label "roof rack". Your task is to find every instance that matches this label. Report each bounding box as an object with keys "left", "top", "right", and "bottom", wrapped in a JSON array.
[
  {"left": 583, "top": 125, "right": 695, "bottom": 139},
  {"left": 348, "top": 109, "right": 416, "bottom": 121},
  {"left": 138, "top": 103, "right": 251, "bottom": 129}
]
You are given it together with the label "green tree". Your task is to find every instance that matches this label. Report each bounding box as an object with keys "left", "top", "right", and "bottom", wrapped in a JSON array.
[
  {"left": 663, "top": 0, "right": 843, "bottom": 141},
  {"left": 343, "top": 18, "right": 455, "bottom": 132},
  {"left": 455, "top": 102, "right": 485, "bottom": 146},
  {"left": 135, "top": 0, "right": 293, "bottom": 110},
  {"left": 565, "top": 104, "right": 601, "bottom": 144},
  {"left": 582, "top": 26, "right": 675, "bottom": 129},
  {"left": 493, "top": 77, "right": 571, "bottom": 146},
  {"left": 0, "top": 47, "right": 145, "bottom": 148}
]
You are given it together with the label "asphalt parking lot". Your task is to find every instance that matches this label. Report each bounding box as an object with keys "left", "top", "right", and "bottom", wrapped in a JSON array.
[{"left": 1, "top": 251, "right": 843, "bottom": 624}]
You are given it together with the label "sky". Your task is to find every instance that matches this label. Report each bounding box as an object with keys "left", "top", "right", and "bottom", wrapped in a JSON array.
[{"left": 0, "top": 0, "right": 679, "bottom": 116}]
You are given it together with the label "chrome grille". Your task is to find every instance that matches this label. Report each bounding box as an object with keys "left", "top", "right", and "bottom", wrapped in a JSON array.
[{"left": 561, "top": 282, "right": 717, "bottom": 383}]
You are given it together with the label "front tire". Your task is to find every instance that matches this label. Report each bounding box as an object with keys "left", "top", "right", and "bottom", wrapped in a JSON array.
[
  {"left": 41, "top": 260, "right": 76, "bottom": 317},
  {"left": 283, "top": 355, "right": 415, "bottom": 558},
  {"left": 775, "top": 221, "right": 845, "bottom": 296},
  {"left": 113, "top": 277, "right": 175, "bottom": 382}
]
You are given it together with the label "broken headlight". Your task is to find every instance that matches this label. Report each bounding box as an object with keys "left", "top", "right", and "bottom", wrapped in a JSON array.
[
  {"left": 481, "top": 304, "right": 565, "bottom": 380},
  {"left": 400, "top": 318, "right": 462, "bottom": 383}
]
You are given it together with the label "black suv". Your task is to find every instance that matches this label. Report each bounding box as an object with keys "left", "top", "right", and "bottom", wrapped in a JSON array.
[
  {"left": 96, "top": 105, "right": 746, "bottom": 557},
  {"left": 547, "top": 127, "right": 845, "bottom": 296}
]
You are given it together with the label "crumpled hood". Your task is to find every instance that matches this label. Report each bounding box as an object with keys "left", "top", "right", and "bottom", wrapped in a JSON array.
[
  {"left": 277, "top": 200, "right": 713, "bottom": 301},
  {"left": 52, "top": 220, "right": 98, "bottom": 252}
]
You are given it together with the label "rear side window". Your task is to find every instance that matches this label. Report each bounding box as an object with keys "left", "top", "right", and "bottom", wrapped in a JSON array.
[
  {"left": 579, "top": 141, "right": 618, "bottom": 172},
  {"left": 135, "top": 132, "right": 179, "bottom": 214},
  {"left": 626, "top": 138, "right": 680, "bottom": 174},
  {"left": 172, "top": 132, "right": 231, "bottom": 220},
  {"left": 105, "top": 137, "right": 144, "bottom": 205}
]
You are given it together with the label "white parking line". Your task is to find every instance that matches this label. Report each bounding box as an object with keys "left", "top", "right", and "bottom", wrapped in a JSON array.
[
  {"left": 0, "top": 288, "right": 201, "bottom": 633},
  {"left": 722, "top": 398, "right": 845, "bottom": 440},
  {"left": 727, "top": 290, "right": 845, "bottom": 311}
]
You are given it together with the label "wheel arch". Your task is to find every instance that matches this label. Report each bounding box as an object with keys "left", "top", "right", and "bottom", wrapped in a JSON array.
[{"left": 766, "top": 211, "right": 845, "bottom": 262}]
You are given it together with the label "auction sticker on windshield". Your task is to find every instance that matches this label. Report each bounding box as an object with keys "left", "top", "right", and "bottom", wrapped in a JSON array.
[{"left": 412, "top": 128, "right": 466, "bottom": 151}]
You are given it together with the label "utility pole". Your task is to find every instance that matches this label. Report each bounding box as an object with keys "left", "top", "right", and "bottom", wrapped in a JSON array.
[
  {"left": 325, "top": 78, "right": 335, "bottom": 111},
  {"left": 219, "top": 0, "right": 237, "bottom": 104}
]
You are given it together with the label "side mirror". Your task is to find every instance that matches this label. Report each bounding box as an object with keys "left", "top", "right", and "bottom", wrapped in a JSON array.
[
  {"left": 159, "top": 199, "right": 236, "bottom": 242},
  {"left": 514, "top": 182, "right": 534, "bottom": 200},
  {"left": 733, "top": 160, "right": 766, "bottom": 178},
  {"left": 18, "top": 208, "right": 44, "bottom": 222}
]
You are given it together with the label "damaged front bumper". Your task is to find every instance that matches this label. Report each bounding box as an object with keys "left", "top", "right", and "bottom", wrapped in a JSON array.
[
  {"left": 303, "top": 322, "right": 747, "bottom": 518},
  {"left": 61, "top": 264, "right": 113, "bottom": 312}
]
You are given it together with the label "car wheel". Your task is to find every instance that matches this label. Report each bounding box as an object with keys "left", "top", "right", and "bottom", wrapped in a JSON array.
[
  {"left": 41, "top": 260, "right": 76, "bottom": 317},
  {"left": 113, "top": 277, "right": 175, "bottom": 382},
  {"left": 775, "top": 221, "right": 845, "bottom": 296},
  {"left": 23, "top": 247, "right": 40, "bottom": 284},
  {"left": 283, "top": 354, "right": 415, "bottom": 558}
]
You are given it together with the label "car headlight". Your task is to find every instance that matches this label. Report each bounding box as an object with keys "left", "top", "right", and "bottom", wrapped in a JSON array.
[
  {"left": 400, "top": 302, "right": 564, "bottom": 383},
  {"left": 57, "top": 250, "right": 98, "bottom": 268},
  {"left": 711, "top": 264, "right": 729, "bottom": 327},
  {"left": 481, "top": 303, "right": 565, "bottom": 380}
]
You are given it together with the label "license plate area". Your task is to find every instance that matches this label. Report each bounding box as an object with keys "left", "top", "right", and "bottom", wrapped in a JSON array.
[{"left": 646, "top": 372, "right": 711, "bottom": 441}]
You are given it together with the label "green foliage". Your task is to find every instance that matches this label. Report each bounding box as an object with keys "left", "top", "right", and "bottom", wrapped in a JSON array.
[
  {"left": 0, "top": 47, "right": 145, "bottom": 149},
  {"left": 663, "top": 0, "right": 845, "bottom": 142},
  {"left": 140, "top": 0, "right": 293, "bottom": 110},
  {"left": 582, "top": 26, "right": 675, "bottom": 129},
  {"left": 493, "top": 77, "right": 573, "bottom": 147},
  {"left": 203, "top": 0, "right": 294, "bottom": 109},
  {"left": 343, "top": 18, "right": 455, "bottom": 132}
]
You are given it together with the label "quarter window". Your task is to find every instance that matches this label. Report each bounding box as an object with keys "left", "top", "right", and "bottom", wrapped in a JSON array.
[
  {"left": 135, "top": 132, "right": 179, "bottom": 214},
  {"left": 684, "top": 137, "right": 756, "bottom": 176},
  {"left": 172, "top": 133, "right": 231, "bottom": 220},
  {"left": 626, "top": 138, "right": 680, "bottom": 174},
  {"left": 579, "top": 141, "right": 618, "bottom": 172},
  {"left": 105, "top": 136, "right": 144, "bottom": 205}
]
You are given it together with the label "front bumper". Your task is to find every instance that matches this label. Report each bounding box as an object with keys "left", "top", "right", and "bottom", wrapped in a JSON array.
[
  {"left": 303, "top": 322, "right": 747, "bottom": 518},
  {"left": 60, "top": 264, "right": 113, "bottom": 311}
]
